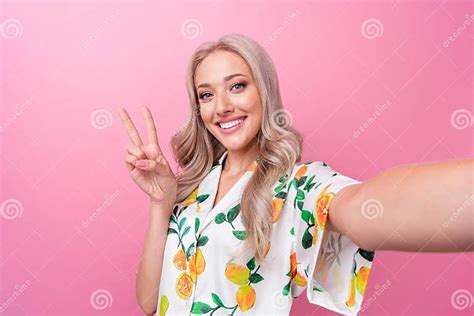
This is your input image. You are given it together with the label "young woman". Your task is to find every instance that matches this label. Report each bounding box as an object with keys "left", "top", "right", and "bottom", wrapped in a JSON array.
[{"left": 118, "top": 33, "right": 473, "bottom": 316}]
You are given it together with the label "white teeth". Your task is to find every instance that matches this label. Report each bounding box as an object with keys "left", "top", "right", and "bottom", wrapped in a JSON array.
[{"left": 219, "top": 118, "right": 244, "bottom": 129}]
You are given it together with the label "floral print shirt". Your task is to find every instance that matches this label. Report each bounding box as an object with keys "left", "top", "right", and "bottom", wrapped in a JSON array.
[{"left": 156, "top": 150, "right": 375, "bottom": 315}]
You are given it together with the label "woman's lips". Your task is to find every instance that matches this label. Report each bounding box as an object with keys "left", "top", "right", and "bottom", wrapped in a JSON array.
[{"left": 216, "top": 116, "right": 247, "bottom": 135}]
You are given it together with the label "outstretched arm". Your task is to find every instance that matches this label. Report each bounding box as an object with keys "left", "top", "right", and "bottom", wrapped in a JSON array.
[{"left": 327, "top": 158, "right": 474, "bottom": 252}]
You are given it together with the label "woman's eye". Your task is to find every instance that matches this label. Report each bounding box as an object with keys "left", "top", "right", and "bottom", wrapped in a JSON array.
[
  {"left": 200, "top": 92, "right": 211, "bottom": 100},
  {"left": 232, "top": 82, "right": 246, "bottom": 91},
  {"left": 199, "top": 82, "right": 246, "bottom": 100}
]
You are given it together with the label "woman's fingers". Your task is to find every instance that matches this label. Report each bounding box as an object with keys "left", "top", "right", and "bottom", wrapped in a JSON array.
[
  {"left": 118, "top": 107, "right": 144, "bottom": 147},
  {"left": 142, "top": 106, "right": 160, "bottom": 147},
  {"left": 125, "top": 154, "right": 137, "bottom": 171},
  {"left": 135, "top": 158, "right": 169, "bottom": 174},
  {"left": 135, "top": 159, "right": 157, "bottom": 171},
  {"left": 127, "top": 143, "right": 147, "bottom": 159}
]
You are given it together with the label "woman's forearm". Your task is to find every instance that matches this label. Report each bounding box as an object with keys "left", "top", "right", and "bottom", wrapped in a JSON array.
[
  {"left": 343, "top": 158, "right": 474, "bottom": 252},
  {"left": 136, "top": 201, "right": 172, "bottom": 315}
]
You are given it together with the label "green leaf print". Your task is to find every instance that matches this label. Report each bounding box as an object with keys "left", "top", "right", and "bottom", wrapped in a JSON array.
[
  {"left": 169, "top": 215, "right": 176, "bottom": 224},
  {"left": 275, "top": 182, "right": 286, "bottom": 192},
  {"left": 297, "top": 200, "right": 304, "bottom": 211},
  {"left": 215, "top": 213, "right": 226, "bottom": 224},
  {"left": 302, "top": 228, "right": 313, "bottom": 249},
  {"left": 232, "top": 230, "right": 247, "bottom": 240},
  {"left": 275, "top": 191, "right": 287, "bottom": 199},
  {"left": 186, "top": 243, "right": 195, "bottom": 259},
  {"left": 246, "top": 257, "right": 256, "bottom": 271},
  {"left": 215, "top": 204, "right": 246, "bottom": 239},
  {"left": 172, "top": 204, "right": 179, "bottom": 215},
  {"left": 227, "top": 204, "right": 240, "bottom": 222},
  {"left": 197, "top": 194, "right": 210, "bottom": 203},
  {"left": 296, "top": 189, "right": 305, "bottom": 201},
  {"left": 191, "top": 295, "right": 239, "bottom": 315},
  {"left": 182, "top": 226, "right": 191, "bottom": 238},
  {"left": 291, "top": 178, "right": 298, "bottom": 190},
  {"left": 279, "top": 174, "right": 289, "bottom": 183},
  {"left": 304, "top": 264, "right": 310, "bottom": 278},
  {"left": 358, "top": 248, "right": 375, "bottom": 262},
  {"left": 301, "top": 210, "right": 313, "bottom": 224},
  {"left": 197, "top": 235, "right": 209, "bottom": 247},
  {"left": 195, "top": 217, "right": 200, "bottom": 234},
  {"left": 294, "top": 175, "right": 306, "bottom": 188},
  {"left": 191, "top": 302, "right": 213, "bottom": 314},
  {"left": 249, "top": 273, "right": 264, "bottom": 283},
  {"left": 303, "top": 175, "right": 316, "bottom": 191},
  {"left": 351, "top": 254, "right": 357, "bottom": 275},
  {"left": 178, "top": 217, "right": 186, "bottom": 231},
  {"left": 282, "top": 281, "right": 291, "bottom": 296},
  {"left": 167, "top": 228, "right": 178, "bottom": 235},
  {"left": 211, "top": 293, "right": 224, "bottom": 307}
]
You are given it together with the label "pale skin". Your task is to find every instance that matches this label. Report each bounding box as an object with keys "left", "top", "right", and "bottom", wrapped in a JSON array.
[
  {"left": 118, "top": 106, "right": 178, "bottom": 315},
  {"left": 119, "top": 50, "right": 473, "bottom": 314},
  {"left": 195, "top": 50, "right": 263, "bottom": 209}
]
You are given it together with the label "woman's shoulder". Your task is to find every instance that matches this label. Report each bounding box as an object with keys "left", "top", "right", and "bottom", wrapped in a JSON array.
[
  {"left": 289, "top": 160, "right": 355, "bottom": 190},
  {"left": 291, "top": 160, "right": 330, "bottom": 176},
  {"left": 270, "top": 161, "right": 329, "bottom": 194}
]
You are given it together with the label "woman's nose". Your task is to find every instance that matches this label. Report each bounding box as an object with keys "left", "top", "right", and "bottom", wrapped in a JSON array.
[{"left": 215, "top": 93, "right": 233, "bottom": 114}]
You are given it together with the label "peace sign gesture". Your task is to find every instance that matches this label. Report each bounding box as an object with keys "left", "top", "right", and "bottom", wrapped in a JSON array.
[{"left": 118, "top": 106, "right": 177, "bottom": 210}]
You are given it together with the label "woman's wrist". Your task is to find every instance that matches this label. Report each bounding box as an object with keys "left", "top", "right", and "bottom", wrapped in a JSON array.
[
  {"left": 150, "top": 197, "right": 174, "bottom": 210},
  {"left": 149, "top": 197, "right": 175, "bottom": 219}
]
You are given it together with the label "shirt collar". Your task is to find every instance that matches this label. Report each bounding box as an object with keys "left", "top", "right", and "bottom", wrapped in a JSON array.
[{"left": 218, "top": 150, "right": 228, "bottom": 166}]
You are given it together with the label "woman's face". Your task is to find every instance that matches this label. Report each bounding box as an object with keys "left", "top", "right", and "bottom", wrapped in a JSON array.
[{"left": 194, "top": 50, "right": 263, "bottom": 152}]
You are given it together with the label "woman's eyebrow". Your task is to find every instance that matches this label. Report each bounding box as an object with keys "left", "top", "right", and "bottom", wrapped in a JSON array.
[{"left": 197, "top": 73, "right": 247, "bottom": 89}]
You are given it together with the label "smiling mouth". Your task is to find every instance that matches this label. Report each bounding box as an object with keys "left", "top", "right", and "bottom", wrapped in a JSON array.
[{"left": 216, "top": 116, "right": 247, "bottom": 129}]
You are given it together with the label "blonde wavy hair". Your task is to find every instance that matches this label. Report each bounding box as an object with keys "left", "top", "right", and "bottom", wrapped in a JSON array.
[{"left": 171, "top": 33, "right": 304, "bottom": 264}]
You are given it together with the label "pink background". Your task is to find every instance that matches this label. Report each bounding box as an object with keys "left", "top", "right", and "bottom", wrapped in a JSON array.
[{"left": 1, "top": 0, "right": 473, "bottom": 315}]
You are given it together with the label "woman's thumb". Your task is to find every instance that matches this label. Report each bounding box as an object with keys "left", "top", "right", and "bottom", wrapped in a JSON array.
[
  {"left": 135, "top": 159, "right": 156, "bottom": 170},
  {"left": 135, "top": 158, "right": 169, "bottom": 174}
]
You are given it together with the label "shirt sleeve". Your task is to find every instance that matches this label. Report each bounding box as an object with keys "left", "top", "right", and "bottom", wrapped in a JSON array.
[{"left": 290, "top": 161, "right": 375, "bottom": 315}]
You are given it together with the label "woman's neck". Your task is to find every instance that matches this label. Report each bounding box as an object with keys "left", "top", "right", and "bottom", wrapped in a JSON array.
[{"left": 222, "top": 145, "right": 259, "bottom": 176}]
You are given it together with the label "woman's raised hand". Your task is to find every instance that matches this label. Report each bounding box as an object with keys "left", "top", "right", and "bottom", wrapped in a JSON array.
[{"left": 118, "top": 106, "right": 178, "bottom": 209}]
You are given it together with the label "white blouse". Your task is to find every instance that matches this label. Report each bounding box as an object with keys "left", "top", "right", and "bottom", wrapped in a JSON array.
[{"left": 156, "top": 150, "right": 375, "bottom": 315}]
